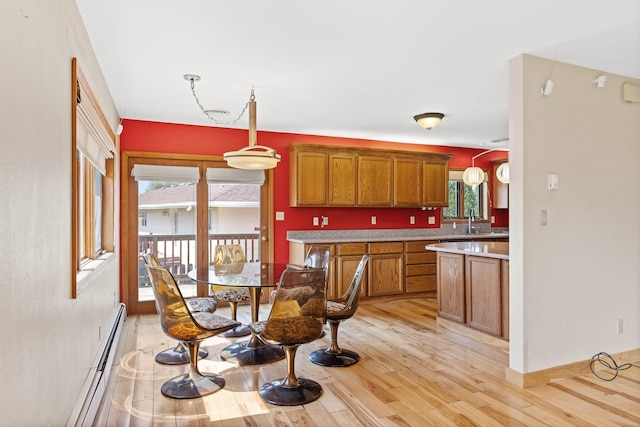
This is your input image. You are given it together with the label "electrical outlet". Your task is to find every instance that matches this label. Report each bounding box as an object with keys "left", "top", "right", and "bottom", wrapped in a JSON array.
[
  {"left": 410, "top": 216, "right": 415, "bottom": 224},
  {"left": 322, "top": 216, "right": 328, "bottom": 226},
  {"left": 491, "top": 215, "right": 496, "bottom": 224},
  {"left": 428, "top": 216, "right": 436, "bottom": 225},
  {"left": 371, "top": 216, "right": 376, "bottom": 225},
  {"left": 313, "top": 217, "right": 319, "bottom": 226},
  {"left": 275, "top": 211, "right": 285, "bottom": 221},
  {"left": 617, "top": 318, "right": 624, "bottom": 334},
  {"left": 540, "top": 209, "right": 548, "bottom": 226}
]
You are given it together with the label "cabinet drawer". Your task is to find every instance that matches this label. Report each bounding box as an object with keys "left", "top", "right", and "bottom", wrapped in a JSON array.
[
  {"left": 405, "top": 240, "right": 438, "bottom": 252},
  {"left": 406, "top": 275, "right": 437, "bottom": 293},
  {"left": 368, "top": 241, "right": 404, "bottom": 254},
  {"left": 406, "top": 264, "right": 437, "bottom": 276},
  {"left": 337, "top": 243, "right": 366, "bottom": 256},
  {"left": 405, "top": 252, "right": 436, "bottom": 265}
]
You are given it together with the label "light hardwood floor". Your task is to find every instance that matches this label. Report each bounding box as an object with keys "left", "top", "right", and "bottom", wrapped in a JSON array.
[{"left": 95, "top": 298, "right": 640, "bottom": 426}]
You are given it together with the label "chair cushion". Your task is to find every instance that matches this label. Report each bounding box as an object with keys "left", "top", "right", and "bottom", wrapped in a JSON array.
[
  {"left": 167, "top": 313, "right": 238, "bottom": 340},
  {"left": 213, "top": 287, "right": 250, "bottom": 303},
  {"left": 261, "top": 316, "right": 323, "bottom": 344},
  {"left": 186, "top": 297, "right": 217, "bottom": 313},
  {"left": 326, "top": 300, "right": 347, "bottom": 314}
]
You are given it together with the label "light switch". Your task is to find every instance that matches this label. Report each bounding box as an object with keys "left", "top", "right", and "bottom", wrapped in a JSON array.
[
  {"left": 275, "top": 211, "right": 285, "bottom": 221},
  {"left": 541, "top": 209, "right": 548, "bottom": 226},
  {"left": 371, "top": 216, "right": 377, "bottom": 225},
  {"left": 322, "top": 216, "right": 328, "bottom": 226},
  {"left": 410, "top": 216, "right": 415, "bottom": 224}
]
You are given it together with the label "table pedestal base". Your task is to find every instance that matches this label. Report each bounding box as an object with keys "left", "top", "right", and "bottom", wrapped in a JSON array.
[{"left": 220, "top": 335, "right": 285, "bottom": 365}]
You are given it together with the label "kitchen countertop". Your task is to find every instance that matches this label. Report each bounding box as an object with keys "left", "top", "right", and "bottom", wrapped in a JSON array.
[
  {"left": 425, "top": 241, "right": 509, "bottom": 260},
  {"left": 287, "top": 229, "right": 509, "bottom": 244}
]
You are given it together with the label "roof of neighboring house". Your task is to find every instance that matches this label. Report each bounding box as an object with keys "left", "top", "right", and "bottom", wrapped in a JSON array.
[{"left": 138, "top": 183, "right": 259, "bottom": 207}]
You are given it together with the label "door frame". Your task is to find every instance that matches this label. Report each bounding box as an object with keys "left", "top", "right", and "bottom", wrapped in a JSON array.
[{"left": 121, "top": 151, "right": 274, "bottom": 314}]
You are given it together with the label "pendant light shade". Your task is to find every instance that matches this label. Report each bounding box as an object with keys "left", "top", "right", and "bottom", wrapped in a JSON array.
[
  {"left": 462, "top": 166, "right": 485, "bottom": 186},
  {"left": 496, "top": 162, "right": 509, "bottom": 184},
  {"left": 224, "top": 145, "right": 281, "bottom": 170}
]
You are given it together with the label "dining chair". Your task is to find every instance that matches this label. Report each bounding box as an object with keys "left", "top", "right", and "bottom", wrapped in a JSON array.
[
  {"left": 144, "top": 253, "right": 217, "bottom": 364},
  {"left": 309, "top": 254, "right": 369, "bottom": 367},
  {"left": 145, "top": 265, "right": 240, "bottom": 399},
  {"left": 211, "top": 244, "right": 252, "bottom": 337},
  {"left": 248, "top": 266, "right": 327, "bottom": 406}
]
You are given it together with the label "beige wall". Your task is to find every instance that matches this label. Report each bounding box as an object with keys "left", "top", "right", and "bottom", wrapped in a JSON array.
[
  {"left": 509, "top": 54, "right": 640, "bottom": 373},
  {"left": 0, "top": 1, "right": 120, "bottom": 425}
]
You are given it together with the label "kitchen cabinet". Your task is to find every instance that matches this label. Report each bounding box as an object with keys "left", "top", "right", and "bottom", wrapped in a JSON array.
[
  {"left": 289, "top": 150, "right": 327, "bottom": 206},
  {"left": 288, "top": 143, "right": 452, "bottom": 208},
  {"left": 423, "top": 158, "right": 450, "bottom": 207},
  {"left": 367, "top": 242, "right": 404, "bottom": 296},
  {"left": 394, "top": 157, "right": 422, "bottom": 206},
  {"left": 404, "top": 240, "right": 438, "bottom": 293},
  {"left": 329, "top": 152, "right": 357, "bottom": 206},
  {"left": 358, "top": 155, "right": 393, "bottom": 206},
  {"left": 436, "top": 252, "right": 465, "bottom": 323},
  {"left": 465, "top": 255, "right": 502, "bottom": 336},
  {"left": 336, "top": 243, "right": 368, "bottom": 299},
  {"left": 492, "top": 159, "right": 509, "bottom": 209}
]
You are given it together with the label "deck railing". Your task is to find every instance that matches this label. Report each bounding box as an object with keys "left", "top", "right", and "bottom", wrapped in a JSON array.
[{"left": 138, "top": 233, "right": 260, "bottom": 288}]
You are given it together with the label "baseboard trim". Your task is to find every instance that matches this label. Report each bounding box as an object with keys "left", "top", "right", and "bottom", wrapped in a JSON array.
[{"left": 506, "top": 347, "right": 640, "bottom": 388}]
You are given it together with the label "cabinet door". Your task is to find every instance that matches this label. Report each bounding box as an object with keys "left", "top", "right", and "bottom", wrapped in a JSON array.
[
  {"left": 423, "top": 160, "right": 449, "bottom": 207},
  {"left": 437, "top": 252, "right": 465, "bottom": 323},
  {"left": 465, "top": 256, "right": 502, "bottom": 336},
  {"left": 368, "top": 254, "right": 404, "bottom": 296},
  {"left": 358, "top": 155, "right": 392, "bottom": 206},
  {"left": 291, "top": 151, "right": 327, "bottom": 206},
  {"left": 329, "top": 153, "right": 357, "bottom": 206},
  {"left": 336, "top": 255, "right": 367, "bottom": 299},
  {"left": 393, "top": 157, "right": 422, "bottom": 207}
]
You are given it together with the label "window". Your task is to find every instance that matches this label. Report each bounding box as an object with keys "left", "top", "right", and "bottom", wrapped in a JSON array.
[
  {"left": 443, "top": 170, "right": 488, "bottom": 221},
  {"left": 71, "top": 58, "right": 116, "bottom": 298}
]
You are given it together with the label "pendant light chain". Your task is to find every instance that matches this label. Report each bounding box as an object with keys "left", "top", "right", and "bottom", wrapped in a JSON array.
[{"left": 187, "top": 77, "right": 254, "bottom": 126}]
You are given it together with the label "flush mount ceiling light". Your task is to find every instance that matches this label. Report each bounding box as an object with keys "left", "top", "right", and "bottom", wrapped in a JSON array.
[
  {"left": 184, "top": 74, "right": 280, "bottom": 170},
  {"left": 414, "top": 112, "right": 444, "bottom": 130}
]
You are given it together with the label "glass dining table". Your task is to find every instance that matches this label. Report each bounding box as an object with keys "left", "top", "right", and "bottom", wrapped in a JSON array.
[{"left": 188, "top": 262, "right": 287, "bottom": 365}]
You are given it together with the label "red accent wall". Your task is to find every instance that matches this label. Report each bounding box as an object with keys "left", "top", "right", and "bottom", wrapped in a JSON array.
[{"left": 121, "top": 119, "right": 508, "bottom": 264}]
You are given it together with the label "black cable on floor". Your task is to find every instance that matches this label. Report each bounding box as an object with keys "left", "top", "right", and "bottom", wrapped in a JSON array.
[{"left": 590, "top": 352, "right": 632, "bottom": 381}]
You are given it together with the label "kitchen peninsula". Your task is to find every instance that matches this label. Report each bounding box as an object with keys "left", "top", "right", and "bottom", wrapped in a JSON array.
[
  {"left": 426, "top": 241, "right": 509, "bottom": 340},
  {"left": 288, "top": 229, "right": 508, "bottom": 302}
]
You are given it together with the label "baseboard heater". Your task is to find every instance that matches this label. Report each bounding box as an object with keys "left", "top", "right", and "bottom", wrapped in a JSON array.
[{"left": 66, "top": 303, "right": 127, "bottom": 427}]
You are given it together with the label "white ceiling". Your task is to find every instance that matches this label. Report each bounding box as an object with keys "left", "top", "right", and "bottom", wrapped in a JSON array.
[{"left": 76, "top": 0, "right": 639, "bottom": 150}]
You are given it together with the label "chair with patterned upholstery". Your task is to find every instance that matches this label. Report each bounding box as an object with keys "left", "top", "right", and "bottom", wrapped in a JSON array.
[
  {"left": 210, "top": 244, "right": 252, "bottom": 337},
  {"left": 309, "top": 254, "right": 369, "bottom": 367},
  {"left": 145, "top": 265, "right": 240, "bottom": 399},
  {"left": 144, "top": 253, "right": 218, "bottom": 364},
  {"left": 248, "top": 266, "right": 327, "bottom": 406}
]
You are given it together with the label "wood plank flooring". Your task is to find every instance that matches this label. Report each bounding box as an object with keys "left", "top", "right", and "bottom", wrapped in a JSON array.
[{"left": 94, "top": 298, "right": 640, "bottom": 426}]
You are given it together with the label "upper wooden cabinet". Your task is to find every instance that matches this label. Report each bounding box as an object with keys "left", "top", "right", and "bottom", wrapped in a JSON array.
[
  {"left": 358, "top": 155, "right": 393, "bottom": 206},
  {"left": 289, "top": 150, "right": 327, "bottom": 206},
  {"left": 288, "top": 143, "right": 452, "bottom": 208}
]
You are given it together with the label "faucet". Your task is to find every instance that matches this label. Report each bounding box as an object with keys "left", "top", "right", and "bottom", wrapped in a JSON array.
[{"left": 468, "top": 209, "right": 475, "bottom": 234}]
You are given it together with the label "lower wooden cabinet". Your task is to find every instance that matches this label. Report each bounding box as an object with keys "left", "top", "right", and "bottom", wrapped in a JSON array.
[
  {"left": 336, "top": 243, "right": 367, "bottom": 299},
  {"left": 436, "top": 252, "right": 465, "bottom": 323},
  {"left": 436, "top": 252, "right": 509, "bottom": 339},
  {"left": 367, "top": 242, "right": 404, "bottom": 296},
  {"left": 405, "top": 240, "right": 438, "bottom": 293}
]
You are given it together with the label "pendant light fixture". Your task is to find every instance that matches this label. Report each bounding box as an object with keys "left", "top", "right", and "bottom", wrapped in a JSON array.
[
  {"left": 184, "top": 74, "right": 280, "bottom": 170},
  {"left": 414, "top": 112, "right": 444, "bottom": 130},
  {"left": 496, "top": 162, "right": 509, "bottom": 184},
  {"left": 463, "top": 149, "right": 495, "bottom": 186},
  {"left": 223, "top": 90, "right": 281, "bottom": 170}
]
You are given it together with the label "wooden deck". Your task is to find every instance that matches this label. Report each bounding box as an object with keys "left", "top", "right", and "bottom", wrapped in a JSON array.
[{"left": 95, "top": 297, "right": 640, "bottom": 426}]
